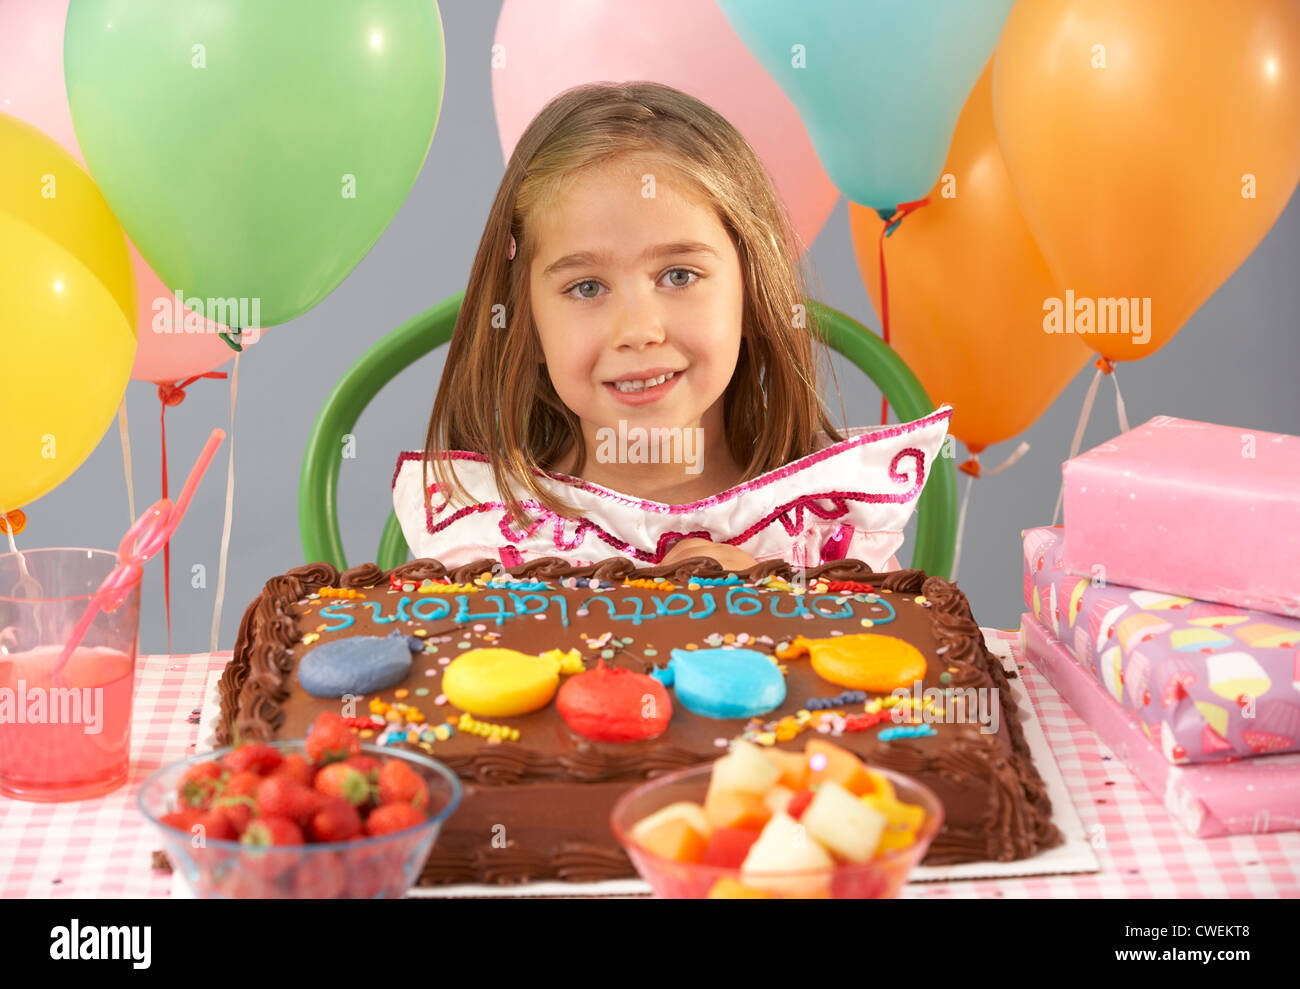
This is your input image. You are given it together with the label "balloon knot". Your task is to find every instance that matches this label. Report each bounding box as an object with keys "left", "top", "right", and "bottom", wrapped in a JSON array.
[
  {"left": 1094, "top": 356, "right": 1117, "bottom": 375},
  {"left": 157, "top": 383, "right": 188, "bottom": 407},
  {"left": 958, "top": 458, "right": 982, "bottom": 479},
  {"left": 1, "top": 509, "right": 26, "bottom": 536},
  {"left": 219, "top": 327, "right": 244, "bottom": 353}
]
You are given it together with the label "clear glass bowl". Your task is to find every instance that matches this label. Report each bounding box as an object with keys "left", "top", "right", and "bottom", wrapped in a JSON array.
[
  {"left": 610, "top": 762, "right": 943, "bottom": 899},
  {"left": 139, "top": 741, "right": 461, "bottom": 898}
]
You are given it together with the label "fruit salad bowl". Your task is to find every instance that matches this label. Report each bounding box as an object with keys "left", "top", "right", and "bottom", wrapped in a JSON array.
[
  {"left": 139, "top": 741, "right": 461, "bottom": 898},
  {"left": 610, "top": 743, "right": 943, "bottom": 899}
]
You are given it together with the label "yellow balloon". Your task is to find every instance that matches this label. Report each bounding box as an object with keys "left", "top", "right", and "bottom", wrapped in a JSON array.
[
  {"left": 443, "top": 647, "right": 582, "bottom": 718},
  {"left": 0, "top": 113, "right": 136, "bottom": 514}
]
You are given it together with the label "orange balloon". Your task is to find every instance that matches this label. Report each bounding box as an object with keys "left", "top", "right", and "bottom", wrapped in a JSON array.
[
  {"left": 993, "top": 0, "right": 1300, "bottom": 362},
  {"left": 850, "top": 64, "right": 1091, "bottom": 453}
]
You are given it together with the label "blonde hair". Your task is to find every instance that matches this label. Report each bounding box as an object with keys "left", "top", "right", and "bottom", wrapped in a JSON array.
[{"left": 423, "top": 81, "right": 844, "bottom": 526}]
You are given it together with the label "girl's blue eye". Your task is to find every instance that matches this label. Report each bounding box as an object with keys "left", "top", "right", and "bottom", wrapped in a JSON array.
[{"left": 564, "top": 268, "right": 699, "bottom": 301}]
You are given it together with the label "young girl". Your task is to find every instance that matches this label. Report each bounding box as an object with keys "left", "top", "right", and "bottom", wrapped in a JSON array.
[{"left": 393, "top": 82, "right": 951, "bottom": 574}]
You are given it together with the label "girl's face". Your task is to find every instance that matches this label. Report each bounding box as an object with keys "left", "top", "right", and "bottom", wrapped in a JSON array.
[{"left": 528, "top": 159, "right": 744, "bottom": 463}]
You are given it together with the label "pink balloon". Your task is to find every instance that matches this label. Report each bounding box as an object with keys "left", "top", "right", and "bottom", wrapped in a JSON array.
[
  {"left": 0, "top": 0, "right": 262, "bottom": 384},
  {"left": 492, "top": 0, "right": 838, "bottom": 255}
]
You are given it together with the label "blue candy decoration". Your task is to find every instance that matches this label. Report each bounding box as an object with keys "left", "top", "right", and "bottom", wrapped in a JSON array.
[
  {"left": 665, "top": 647, "right": 785, "bottom": 720},
  {"left": 298, "top": 635, "right": 413, "bottom": 698},
  {"left": 878, "top": 724, "right": 937, "bottom": 742}
]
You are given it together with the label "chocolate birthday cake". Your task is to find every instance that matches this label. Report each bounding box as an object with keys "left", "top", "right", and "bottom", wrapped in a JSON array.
[{"left": 217, "top": 556, "right": 1061, "bottom": 885}]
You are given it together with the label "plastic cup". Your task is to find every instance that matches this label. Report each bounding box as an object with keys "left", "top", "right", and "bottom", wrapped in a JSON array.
[{"left": 0, "top": 548, "right": 141, "bottom": 801}]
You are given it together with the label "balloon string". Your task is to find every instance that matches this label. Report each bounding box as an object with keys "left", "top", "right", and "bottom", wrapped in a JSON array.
[
  {"left": 1112, "top": 369, "right": 1130, "bottom": 434},
  {"left": 1052, "top": 356, "right": 1123, "bottom": 525},
  {"left": 210, "top": 352, "right": 240, "bottom": 654},
  {"left": 157, "top": 371, "right": 227, "bottom": 653},
  {"left": 118, "top": 397, "right": 135, "bottom": 526},
  {"left": 876, "top": 197, "right": 930, "bottom": 425},
  {"left": 951, "top": 441, "right": 1030, "bottom": 581}
]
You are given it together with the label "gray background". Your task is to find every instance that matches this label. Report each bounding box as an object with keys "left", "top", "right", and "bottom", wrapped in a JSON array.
[{"left": 23, "top": 1, "right": 1300, "bottom": 654}]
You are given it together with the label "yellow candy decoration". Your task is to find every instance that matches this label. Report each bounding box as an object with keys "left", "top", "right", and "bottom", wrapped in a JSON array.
[
  {"left": 775, "top": 634, "right": 927, "bottom": 692},
  {"left": 443, "top": 647, "right": 583, "bottom": 717}
]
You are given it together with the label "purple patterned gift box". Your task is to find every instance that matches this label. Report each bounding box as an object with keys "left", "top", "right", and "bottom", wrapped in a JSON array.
[{"left": 1023, "top": 525, "right": 1300, "bottom": 765}]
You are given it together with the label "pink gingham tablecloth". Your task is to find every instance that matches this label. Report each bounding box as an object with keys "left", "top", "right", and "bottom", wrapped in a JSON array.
[
  {"left": 2, "top": 639, "right": 1297, "bottom": 898},
  {"left": 0, "top": 652, "right": 230, "bottom": 898}
]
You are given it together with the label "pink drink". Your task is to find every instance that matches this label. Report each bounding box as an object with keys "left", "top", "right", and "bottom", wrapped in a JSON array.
[
  {"left": 0, "top": 645, "right": 136, "bottom": 800},
  {"left": 0, "top": 548, "right": 141, "bottom": 801}
]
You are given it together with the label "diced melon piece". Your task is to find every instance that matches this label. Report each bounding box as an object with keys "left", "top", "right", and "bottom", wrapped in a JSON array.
[
  {"left": 700, "top": 827, "right": 763, "bottom": 869},
  {"left": 805, "top": 738, "right": 876, "bottom": 796},
  {"left": 740, "top": 812, "right": 834, "bottom": 897},
  {"left": 762, "top": 747, "right": 810, "bottom": 789},
  {"left": 712, "top": 739, "right": 783, "bottom": 795},
  {"left": 876, "top": 826, "right": 919, "bottom": 855},
  {"left": 708, "top": 877, "right": 773, "bottom": 899},
  {"left": 635, "top": 816, "right": 708, "bottom": 863},
  {"left": 864, "top": 768, "right": 897, "bottom": 802},
  {"left": 630, "top": 800, "right": 712, "bottom": 846},
  {"left": 763, "top": 785, "right": 795, "bottom": 816},
  {"left": 861, "top": 792, "right": 926, "bottom": 831},
  {"left": 705, "top": 788, "right": 773, "bottom": 831},
  {"left": 801, "top": 781, "right": 889, "bottom": 863}
]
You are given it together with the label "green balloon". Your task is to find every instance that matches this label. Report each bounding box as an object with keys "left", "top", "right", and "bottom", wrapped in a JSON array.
[{"left": 65, "top": 0, "right": 444, "bottom": 329}]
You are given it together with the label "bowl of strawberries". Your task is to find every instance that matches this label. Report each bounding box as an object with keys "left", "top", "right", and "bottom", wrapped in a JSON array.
[{"left": 138, "top": 713, "right": 462, "bottom": 898}]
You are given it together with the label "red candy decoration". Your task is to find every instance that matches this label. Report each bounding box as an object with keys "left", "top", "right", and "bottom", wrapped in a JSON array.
[
  {"left": 556, "top": 660, "right": 672, "bottom": 743},
  {"left": 825, "top": 580, "right": 876, "bottom": 594}
]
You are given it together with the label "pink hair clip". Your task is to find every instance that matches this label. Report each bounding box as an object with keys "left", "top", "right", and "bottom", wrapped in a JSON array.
[{"left": 507, "top": 234, "right": 517, "bottom": 261}]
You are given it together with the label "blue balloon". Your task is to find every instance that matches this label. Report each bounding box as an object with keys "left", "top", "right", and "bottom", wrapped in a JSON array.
[
  {"left": 662, "top": 648, "right": 786, "bottom": 720},
  {"left": 717, "top": 0, "right": 1014, "bottom": 209},
  {"left": 298, "top": 634, "right": 414, "bottom": 698}
]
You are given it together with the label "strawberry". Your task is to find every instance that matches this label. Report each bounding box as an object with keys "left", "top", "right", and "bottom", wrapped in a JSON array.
[
  {"left": 344, "top": 755, "right": 383, "bottom": 782},
  {"left": 290, "top": 851, "right": 348, "bottom": 898},
  {"left": 222, "top": 770, "right": 262, "bottom": 800},
  {"left": 269, "top": 753, "right": 315, "bottom": 787},
  {"left": 215, "top": 868, "right": 278, "bottom": 898},
  {"left": 194, "top": 808, "right": 238, "bottom": 843},
  {"left": 159, "top": 808, "right": 203, "bottom": 833},
  {"left": 256, "top": 776, "right": 321, "bottom": 824},
  {"left": 242, "top": 816, "right": 304, "bottom": 847},
  {"left": 365, "top": 803, "right": 426, "bottom": 837},
  {"left": 177, "top": 761, "right": 224, "bottom": 810},
  {"left": 313, "top": 763, "right": 371, "bottom": 807},
  {"left": 306, "top": 798, "right": 363, "bottom": 843},
  {"left": 305, "top": 712, "right": 361, "bottom": 765},
  {"left": 240, "top": 816, "right": 304, "bottom": 879},
  {"left": 785, "top": 789, "right": 815, "bottom": 820},
  {"left": 212, "top": 797, "right": 254, "bottom": 836},
  {"left": 377, "top": 758, "right": 429, "bottom": 811},
  {"left": 221, "top": 742, "right": 283, "bottom": 776}
]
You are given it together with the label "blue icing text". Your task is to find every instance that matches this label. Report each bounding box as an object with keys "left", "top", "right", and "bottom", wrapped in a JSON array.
[
  {"left": 317, "top": 603, "right": 356, "bottom": 632},
  {"left": 664, "top": 647, "right": 785, "bottom": 720}
]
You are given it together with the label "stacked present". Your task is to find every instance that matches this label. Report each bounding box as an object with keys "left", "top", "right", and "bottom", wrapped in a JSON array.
[{"left": 1021, "top": 415, "right": 1300, "bottom": 838}]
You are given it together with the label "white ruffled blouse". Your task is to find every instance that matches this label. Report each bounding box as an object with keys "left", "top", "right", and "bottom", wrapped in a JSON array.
[{"left": 393, "top": 405, "right": 952, "bottom": 573}]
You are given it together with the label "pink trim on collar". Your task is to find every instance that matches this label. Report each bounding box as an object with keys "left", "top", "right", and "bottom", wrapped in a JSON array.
[
  {"left": 402, "top": 447, "right": 928, "bottom": 564},
  {"left": 391, "top": 405, "right": 952, "bottom": 511}
]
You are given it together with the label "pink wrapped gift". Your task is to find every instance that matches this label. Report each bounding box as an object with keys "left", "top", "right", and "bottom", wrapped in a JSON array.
[
  {"left": 1022, "top": 614, "right": 1300, "bottom": 838},
  {"left": 1061, "top": 415, "right": 1300, "bottom": 618},
  {"left": 1023, "top": 525, "right": 1300, "bottom": 764}
]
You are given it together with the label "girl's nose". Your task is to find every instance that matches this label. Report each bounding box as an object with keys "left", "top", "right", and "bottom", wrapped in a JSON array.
[{"left": 611, "top": 292, "right": 668, "bottom": 350}]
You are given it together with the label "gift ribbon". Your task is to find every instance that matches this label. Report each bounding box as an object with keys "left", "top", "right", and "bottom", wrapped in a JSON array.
[
  {"left": 156, "top": 371, "right": 227, "bottom": 653},
  {"left": 875, "top": 197, "right": 930, "bottom": 425},
  {"left": 1051, "top": 357, "right": 1131, "bottom": 526}
]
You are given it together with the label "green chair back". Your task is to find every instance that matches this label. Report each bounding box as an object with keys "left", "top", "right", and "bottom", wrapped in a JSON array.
[{"left": 300, "top": 293, "right": 958, "bottom": 576}]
